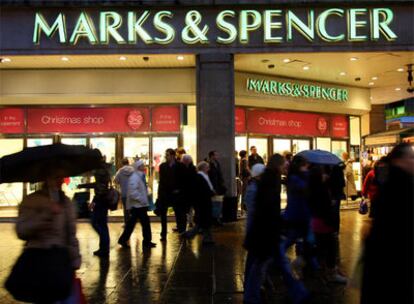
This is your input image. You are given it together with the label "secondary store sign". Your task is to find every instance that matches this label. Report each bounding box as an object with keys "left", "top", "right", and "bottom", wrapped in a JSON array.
[
  {"left": 33, "top": 8, "right": 397, "bottom": 45},
  {"left": 0, "top": 108, "right": 25, "bottom": 134}
]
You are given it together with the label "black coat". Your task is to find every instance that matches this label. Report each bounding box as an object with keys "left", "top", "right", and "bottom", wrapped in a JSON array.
[
  {"left": 157, "top": 161, "right": 186, "bottom": 207},
  {"left": 248, "top": 154, "right": 264, "bottom": 169},
  {"left": 208, "top": 159, "right": 226, "bottom": 195},
  {"left": 361, "top": 165, "right": 414, "bottom": 304},
  {"left": 244, "top": 168, "right": 281, "bottom": 258},
  {"left": 194, "top": 174, "right": 215, "bottom": 229},
  {"left": 182, "top": 164, "right": 198, "bottom": 209}
]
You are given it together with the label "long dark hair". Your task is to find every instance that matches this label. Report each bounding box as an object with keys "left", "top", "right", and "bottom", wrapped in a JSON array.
[
  {"left": 267, "top": 153, "right": 285, "bottom": 173},
  {"left": 288, "top": 155, "right": 308, "bottom": 178}
]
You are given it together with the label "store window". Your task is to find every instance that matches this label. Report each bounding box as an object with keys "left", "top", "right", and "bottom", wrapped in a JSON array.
[
  {"left": 0, "top": 139, "right": 24, "bottom": 206},
  {"left": 316, "top": 137, "right": 332, "bottom": 152},
  {"left": 61, "top": 138, "right": 88, "bottom": 199},
  {"left": 124, "top": 137, "right": 150, "bottom": 166},
  {"left": 27, "top": 138, "right": 54, "bottom": 195},
  {"left": 235, "top": 136, "right": 247, "bottom": 154},
  {"left": 292, "top": 139, "right": 310, "bottom": 154},
  {"left": 332, "top": 141, "right": 348, "bottom": 158},
  {"left": 273, "top": 139, "right": 291, "bottom": 154},
  {"left": 90, "top": 137, "right": 116, "bottom": 175},
  {"left": 248, "top": 138, "right": 268, "bottom": 163}
]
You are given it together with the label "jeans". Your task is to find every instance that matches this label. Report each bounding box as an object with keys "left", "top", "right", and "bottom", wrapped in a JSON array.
[
  {"left": 121, "top": 196, "right": 129, "bottom": 225},
  {"left": 244, "top": 253, "right": 272, "bottom": 304},
  {"left": 91, "top": 205, "right": 109, "bottom": 254},
  {"left": 119, "top": 207, "right": 152, "bottom": 244}
]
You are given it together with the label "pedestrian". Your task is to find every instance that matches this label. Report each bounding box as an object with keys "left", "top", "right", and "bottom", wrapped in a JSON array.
[
  {"left": 248, "top": 146, "right": 265, "bottom": 169},
  {"left": 361, "top": 143, "right": 414, "bottom": 304},
  {"left": 156, "top": 148, "right": 186, "bottom": 241},
  {"left": 308, "top": 165, "right": 347, "bottom": 283},
  {"left": 181, "top": 154, "right": 197, "bottom": 229},
  {"left": 118, "top": 160, "right": 156, "bottom": 249},
  {"left": 243, "top": 154, "right": 285, "bottom": 304},
  {"left": 361, "top": 156, "right": 373, "bottom": 183},
  {"left": 194, "top": 161, "right": 216, "bottom": 245},
  {"left": 327, "top": 163, "right": 346, "bottom": 233},
  {"left": 78, "top": 159, "right": 111, "bottom": 258},
  {"left": 11, "top": 176, "right": 81, "bottom": 302},
  {"left": 239, "top": 150, "right": 250, "bottom": 214},
  {"left": 342, "top": 152, "right": 357, "bottom": 201},
  {"left": 176, "top": 147, "right": 186, "bottom": 162},
  {"left": 114, "top": 157, "right": 134, "bottom": 225},
  {"left": 207, "top": 150, "right": 227, "bottom": 225}
]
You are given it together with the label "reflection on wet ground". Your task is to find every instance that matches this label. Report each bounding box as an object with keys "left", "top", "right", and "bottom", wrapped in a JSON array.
[{"left": 0, "top": 211, "right": 369, "bottom": 303}]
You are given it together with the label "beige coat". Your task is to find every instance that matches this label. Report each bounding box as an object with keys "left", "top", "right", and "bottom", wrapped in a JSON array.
[
  {"left": 344, "top": 161, "right": 357, "bottom": 197},
  {"left": 16, "top": 189, "right": 81, "bottom": 269}
]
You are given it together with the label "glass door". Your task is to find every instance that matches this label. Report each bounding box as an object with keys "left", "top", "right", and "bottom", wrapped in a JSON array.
[
  {"left": 235, "top": 136, "right": 247, "bottom": 154},
  {"left": 0, "top": 139, "right": 24, "bottom": 206},
  {"left": 248, "top": 137, "right": 268, "bottom": 164},
  {"left": 90, "top": 137, "right": 116, "bottom": 177},
  {"left": 60, "top": 138, "right": 88, "bottom": 199},
  {"left": 273, "top": 138, "right": 291, "bottom": 155},
  {"left": 151, "top": 136, "right": 178, "bottom": 200},
  {"left": 123, "top": 137, "right": 150, "bottom": 167},
  {"left": 292, "top": 139, "right": 311, "bottom": 155},
  {"left": 316, "top": 137, "right": 332, "bottom": 152},
  {"left": 332, "top": 140, "right": 348, "bottom": 158},
  {"left": 26, "top": 138, "right": 54, "bottom": 195}
]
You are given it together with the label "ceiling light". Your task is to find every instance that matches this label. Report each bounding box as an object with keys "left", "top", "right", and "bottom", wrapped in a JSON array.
[
  {"left": 372, "top": 76, "right": 378, "bottom": 80},
  {"left": 350, "top": 57, "right": 358, "bottom": 61},
  {"left": 119, "top": 56, "right": 127, "bottom": 61},
  {"left": 395, "top": 87, "right": 401, "bottom": 91},
  {"left": 1, "top": 57, "right": 11, "bottom": 63},
  {"left": 369, "top": 82, "right": 374, "bottom": 86},
  {"left": 397, "top": 68, "right": 404, "bottom": 72},
  {"left": 303, "top": 66, "right": 310, "bottom": 70},
  {"left": 61, "top": 57, "right": 69, "bottom": 61},
  {"left": 177, "top": 55, "right": 184, "bottom": 61},
  {"left": 340, "top": 72, "right": 346, "bottom": 76},
  {"left": 283, "top": 58, "right": 290, "bottom": 63}
]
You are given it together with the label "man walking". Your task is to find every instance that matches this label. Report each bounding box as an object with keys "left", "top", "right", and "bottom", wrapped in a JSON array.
[{"left": 118, "top": 160, "right": 156, "bottom": 249}]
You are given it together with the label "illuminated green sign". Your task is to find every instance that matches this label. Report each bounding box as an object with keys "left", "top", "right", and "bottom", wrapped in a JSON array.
[
  {"left": 33, "top": 8, "right": 397, "bottom": 45},
  {"left": 246, "top": 78, "right": 349, "bottom": 102}
]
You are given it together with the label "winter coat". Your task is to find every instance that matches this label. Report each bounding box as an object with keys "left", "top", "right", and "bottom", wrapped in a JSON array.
[
  {"left": 126, "top": 171, "right": 149, "bottom": 210},
  {"left": 248, "top": 154, "right": 264, "bottom": 169},
  {"left": 194, "top": 173, "right": 215, "bottom": 229},
  {"left": 114, "top": 165, "right": 134, "bottom": 198},
  {"left": 344, "top": 160, "right": 357, "bottom": 197},
  {"left": 244, "top": 178, "right": 259, "bottom": 235},
  {"left": 16, "top": 189, "right": 81, "bottom": 269},
  {"left": 182, "top": 163, "right": 198, "bottom": 209},
  {"left": 284, "top": 173, "right": 311, "bottom": 223},
  {"left": 244, "top": 168, "right": 281, "bottom": 258},
  {"left": 362, "top": 169, "right": 379, "bottom": 201},
  {"left": 158, "top": 161, "right": 186, "bottom": 206},
  {"left": 208, "top": 159, "right": 227, "bottom": 195},
  {"left": 362, "top": 165, "right": 414, "bottom": 304}
]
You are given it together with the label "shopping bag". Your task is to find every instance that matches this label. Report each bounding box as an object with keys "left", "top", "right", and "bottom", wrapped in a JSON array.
[{"left": 359, "top": 199, "right": 369, "bottom": 215}]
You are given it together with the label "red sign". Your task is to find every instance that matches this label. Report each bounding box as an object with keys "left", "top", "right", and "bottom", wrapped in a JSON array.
[
  {"left": 27, "top": 107, "right": 150, "bottom": 133},
  {"left": 0, "top": 108, "right": 25, "bottom": 134},
  {"left": 151, "top": 106, "right": 180, "bottom": 132},
  {"left": 247, "top": 110, "right": 348, "bottom": 138},
  {"left": 331, "top": 115, "right": 349, "bottom": 138},
  {"left": 235, "top": 107, "right": 246, "bottom": 133}
]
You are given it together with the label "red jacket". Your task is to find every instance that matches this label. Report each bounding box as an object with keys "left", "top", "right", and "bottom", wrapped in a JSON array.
[{"left": 362, "top": 170, "right": 379, "bottom": 201}]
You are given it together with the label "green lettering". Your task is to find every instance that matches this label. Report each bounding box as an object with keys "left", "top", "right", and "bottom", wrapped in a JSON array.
[
  {"left": 33, "top": 12, "right": 66, "bottom": 44},
  {"left": 286, "top": 10, "right": 314, "bottom": 42},
  {"left": 316, "top": 9, "right": 345, "bottom": 42},
  {"left": 240, "top": 10, "right": 262, "bottom": 44},
  {"left": 371, "top": 8, "right": 397, "bottom": 41},
  {"left": 70, "top": 12, "right": 98, "bottom": 45},
  {"left": 154, "top": 11, "right": 175, "bottom": 44},
  {"left": 100, "top": 11, "right": 125, "bottom": 44},
  {"left": 348, "top": 8, "right": 368, "bottom": 41},
  {"left": 128, "top": 11, "right": 153, "bottom": 44},
  {"left": 264, "top": 10, "right": 283, "bottom": 43},
  {"left": 216, "top": 10, "right": 237, "bottom": 44}
]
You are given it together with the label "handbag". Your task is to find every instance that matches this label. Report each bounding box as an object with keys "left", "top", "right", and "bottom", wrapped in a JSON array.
[
  {"left": 359, "top": 199, "right": 369, "bottom": 215},
  {"left": 5, "top": 247, "right": 74, "bottom": 303},
  {"left": 107, "top": 186, "right": 120, "bottom": 211}
]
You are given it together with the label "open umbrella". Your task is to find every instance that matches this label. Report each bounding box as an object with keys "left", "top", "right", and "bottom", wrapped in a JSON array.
[
  {"left": 296, "top": 149, "right": 342, "bottom": 165},
  {"left": 0, "top": 144, "right": 102, "bottom": 183}
]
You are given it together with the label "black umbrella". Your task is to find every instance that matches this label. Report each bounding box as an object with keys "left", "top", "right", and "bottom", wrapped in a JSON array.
[{"left": 0, "top": 144, "right": 102, "bottom": 183}]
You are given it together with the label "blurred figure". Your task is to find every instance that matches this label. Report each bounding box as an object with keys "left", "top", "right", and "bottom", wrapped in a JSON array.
[
  {"left": 309, "top": 165, "right": 347, "bottom": 284},
  {"left": 114, "top": 157, "right": 134, "bottom": 225},
  {"left": 207, "top": 150, "right": 227, "bottom": 225},
  {"left": 118, "top": 160, "right": 156, "bottom": 249},
  {"left": 361, "top": 143, "right": 414, "bottom": 304},
  {"left": 239, "top": 150, "right": 250, "bottom": 214},
  {"left": 78, "top": 159, "right": 111, "bottom": 258},
  {"left": 14, "top": 177, "right": 81, "bottom": 301},
  {"left": 328, "top": 163, "right": 346, "bottom": 233},
  {"left": 361, "top": 156, "right": 374, "bottom": 183},
  {"left": 342, "top": 152, "right": 357, "bottom": 201},
  {"left": 181, "top": 154, "right": 197, "bottom": 229},
  {"left": 248, "top": 146, "right": 264, "bottom": 169},
  {"left": 283, "top": 151, "right": 293, "bottom": 176},
  {"left": 176, "top": 147, "right": 187, "bottom": 162},
  {"left": 243, "top": 154, "right": 285, "bottom": 304},
  {"left": 156, "top": 148, "right": 186, "bottom": 241}
]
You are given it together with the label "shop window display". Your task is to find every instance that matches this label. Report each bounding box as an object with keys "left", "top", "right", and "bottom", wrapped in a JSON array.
[
  {"left": 273, "top": 138, "right": 291, "bottom": 155},
  {"left": 0, "top": 139, "right": 24, "bottom": 206},
  {"left": 292, "top": 139, "right": 310, "bottom": 154}
]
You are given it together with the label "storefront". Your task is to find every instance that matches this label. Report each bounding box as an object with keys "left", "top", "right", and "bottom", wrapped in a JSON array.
[{"left": 1, "top": 1, "right": 413, "bottom": 211}]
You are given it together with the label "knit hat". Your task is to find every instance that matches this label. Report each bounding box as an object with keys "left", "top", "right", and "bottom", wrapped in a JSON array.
[
  {"left": 133, "top": 160, "right": 144, "bottom": 170},
  {"left": 251, "top": 164, "right": 266, "bottom": 178}
]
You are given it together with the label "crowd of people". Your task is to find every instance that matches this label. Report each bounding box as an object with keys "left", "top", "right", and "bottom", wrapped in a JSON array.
[{"left": 9, "top": 141, "right": 413, "bottom": 304}]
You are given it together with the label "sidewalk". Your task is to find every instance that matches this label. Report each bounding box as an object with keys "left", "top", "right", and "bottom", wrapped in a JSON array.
[{"left": 0, "top": 211, "right": 368, "bottom": 303}]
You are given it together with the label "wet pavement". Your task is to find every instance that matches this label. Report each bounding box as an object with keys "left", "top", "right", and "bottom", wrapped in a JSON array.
[{"left": 0, "top": 211, "right": 369, "bottom": 304}]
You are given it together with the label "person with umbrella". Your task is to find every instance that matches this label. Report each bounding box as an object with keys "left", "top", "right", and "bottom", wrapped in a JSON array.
[{"left": 78, "top": 158, "right": 112, "bottom": 258}]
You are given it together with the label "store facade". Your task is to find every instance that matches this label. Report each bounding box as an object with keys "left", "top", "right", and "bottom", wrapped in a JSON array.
[{"left": 1, "top": 0, "right": 413, "bottom": 207}]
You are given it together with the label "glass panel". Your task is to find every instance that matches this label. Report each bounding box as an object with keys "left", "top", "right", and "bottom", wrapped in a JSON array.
[
  {"left": 273, "top": 139, "right": 291, "bottom": 154},
  {"left": 26, "top": 138, "right": 54, "bottom": 194},
  {"left": 235, "top": 136, "right": 247, "bottom": 154},
  {"left": 151, "top": 137, "right": 178, "bottom": 201},
  {"left": 0, "top": 139, "right": 24, "bottom": 206},
  {"left": 292, "top": 139, "right": 310, "bottom": 154},
  {"left": 124, "top": 137, "right": 150, "bottom": 166},
  {"left": 60, "top": 138, "right": 88, "bottom": 199},
  {"left": 332, "top": 141, "right": 347, "bottom": 158},
  {"left": 316, "top": 137, "right": 331, "bottom": 152},
  {"left": 248, "top": 138, "right": 268, "bottom": 163},
  {"left": 183, "top": 105, "right": 197, "bottom": 162},
  {"left": 90, "top": 137, "right": 116, "bottom": 176}
]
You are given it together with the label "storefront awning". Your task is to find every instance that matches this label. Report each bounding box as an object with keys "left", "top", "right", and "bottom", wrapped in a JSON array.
[{"left": 364, "top": 128, "right": 414, "bottom": 146}]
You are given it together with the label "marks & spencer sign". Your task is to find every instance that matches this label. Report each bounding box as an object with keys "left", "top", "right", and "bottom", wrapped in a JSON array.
[{"left": 1, "top": 5, "right": 412, "bottom": 54}]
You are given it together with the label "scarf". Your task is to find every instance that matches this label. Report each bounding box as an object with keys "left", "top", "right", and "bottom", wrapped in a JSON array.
[{"left": 198, "top": 171, "right": 214, "bottom": 192}]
